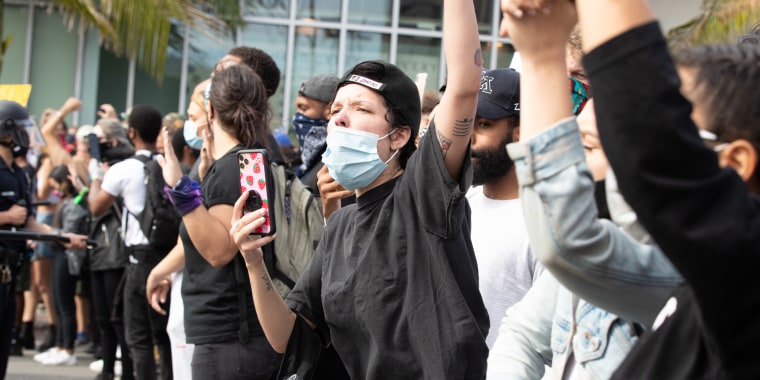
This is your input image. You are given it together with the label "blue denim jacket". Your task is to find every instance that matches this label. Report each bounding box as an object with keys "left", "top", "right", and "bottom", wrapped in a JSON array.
[
  {"left": 506, "top": 118, "right": 683, "bottom": 326},
  {"left": 488, "top": 273, "right": 639, "bottom": 379},
  {"left": 487, "top": 119, "right": 684, "bottom": 379}
]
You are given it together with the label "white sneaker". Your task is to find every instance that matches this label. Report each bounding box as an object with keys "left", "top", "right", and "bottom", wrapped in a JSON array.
[
  {"left": 89, "top": 359, "right": 104, "bottom": 372},
  {"left": 42, "top": 350, "right": 76, "bottom": 366},
  {"left": 89, "top": 358, "right": 122, "bottom": 376},
  {"left": 33, "top": 347, "right": 60, "bottom": 363}
]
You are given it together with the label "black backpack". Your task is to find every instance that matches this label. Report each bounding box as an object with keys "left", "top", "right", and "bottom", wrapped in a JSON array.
[
  {"left": 129, "top": 155, "right": 181, "bottom": 250},
  {"left": 88, "top": 201, "right": 128, "bottom": 271}
]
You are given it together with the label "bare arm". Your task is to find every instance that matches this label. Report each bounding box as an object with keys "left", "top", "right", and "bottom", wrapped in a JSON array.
[
  {"left": 40, "top": 98, "right": 82, "bottom": 167},
  {"left": 157, "top": 128, "right": 238, "bottom": 267},
  {"left": 146, "top": 239, "right": 186, "bottom": 315},
  {"left": 433, "top": 0, "right": 481, "bottom": 180},
  {"left": 576, "top": 0, "right": 654, "bottom": 52},
  {"left": 232, "top": 192, "right": 297, "bottom": 353}
]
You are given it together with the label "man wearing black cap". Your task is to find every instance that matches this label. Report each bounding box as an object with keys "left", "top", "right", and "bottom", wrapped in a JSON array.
[
  {"left": 0, "top": 100, "right": 87, "bottom": 378},
  {"left": 465, "top": 68, "right": 543, "bottom": 349},
  {"left": 291, "top": 73, "right": 340, "bottom": 192}
]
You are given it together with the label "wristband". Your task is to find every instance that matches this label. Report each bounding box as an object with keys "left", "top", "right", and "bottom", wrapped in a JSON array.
[{"left": 164, "top": 176, "right": 203, "bottom": 216}]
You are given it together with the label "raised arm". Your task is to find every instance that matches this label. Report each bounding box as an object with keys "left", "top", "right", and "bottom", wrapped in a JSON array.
[
  {"left": 40, "top": 98, "right": 81, "bottom": 166},
  {"left": 433, "top": 0, "right": 481, "bottom": 180}
]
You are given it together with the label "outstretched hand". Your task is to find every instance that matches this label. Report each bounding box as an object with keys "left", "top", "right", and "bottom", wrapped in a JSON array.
[
  {"left": 230, "top": 191, "right": 276, "bottom": 267},
  {"left": 156, "top": 127, "right": 183, "bottom": 187}
]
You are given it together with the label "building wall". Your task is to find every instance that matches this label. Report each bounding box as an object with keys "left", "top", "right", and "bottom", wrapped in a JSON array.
[{"left": 1, "top": 0, "right": 706, "bottom": 132}]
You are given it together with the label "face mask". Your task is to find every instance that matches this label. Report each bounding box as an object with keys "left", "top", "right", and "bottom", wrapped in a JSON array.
[
  {"left": 183, "top": 120, "right": 203, "bottom": 150},
  {"left": 52, "top": 189, "right": 65, "bottom": 199},
  {"left": 322, "top": 128, "right": 399, "bottom": 191},
  {"left": 12, "top": 145, "right": 28, "bottom": 158},
  {"left": 292, "top": 112, "right": 328, "bottom": 147}
]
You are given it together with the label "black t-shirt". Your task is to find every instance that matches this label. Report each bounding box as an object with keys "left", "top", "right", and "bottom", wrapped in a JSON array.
[
  {"left": 182, "top": 145, "right": 263, "bottom": 344},
  {"left": 0, "top": 157, "right": 32, "bottom": 253},
  {"left": 286, "top": 123, "right": 489, "bottom": 379}
]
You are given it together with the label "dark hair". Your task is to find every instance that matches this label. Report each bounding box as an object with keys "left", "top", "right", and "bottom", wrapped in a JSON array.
[
  {"left": 674, "top": 44, "right": 760, "bottom": 185},
  {"left": 227, "top": 46, "right": 281, "bottom": 98},
  {"left": 342, "top": 61, "right": 418, "bottom": 169},
  {"left": 172, "top": 127, "right": 199, "bottom": 160},
  {"left": 127, "top": 104, "right": 163, "bottom": 144},
  {"left": 210, "top": 65, "right": 271, "bottom": 148},
  {"left": 50, "top": 165, "right": 75, "bottom": 197}
]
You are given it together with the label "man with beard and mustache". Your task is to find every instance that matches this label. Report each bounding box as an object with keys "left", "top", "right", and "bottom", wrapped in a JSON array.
[{"left": 465, "top": 68, "right": 543, "bottom": 349}]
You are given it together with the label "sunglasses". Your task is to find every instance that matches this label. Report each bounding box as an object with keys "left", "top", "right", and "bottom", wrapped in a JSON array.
[{"left": 569, "top": 77, "right": 591, "bottom": 115}]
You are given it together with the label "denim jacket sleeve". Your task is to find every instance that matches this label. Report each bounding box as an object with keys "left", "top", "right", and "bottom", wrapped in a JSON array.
[
  {"left": 506, "top": 118, "right": 683, "bottom": 326},
  {"left": 487, "top": 272, "right": 555, "bottom": 379}
]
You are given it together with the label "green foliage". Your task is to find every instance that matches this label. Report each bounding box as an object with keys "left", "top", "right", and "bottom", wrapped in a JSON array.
[
  {"left": 49, "top": 0, "right": 242, "bottom": 82},
  {"left": 668, "top": 0, "right": 760, "bottom": 50}
]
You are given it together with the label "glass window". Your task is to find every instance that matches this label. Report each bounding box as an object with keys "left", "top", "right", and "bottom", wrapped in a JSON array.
[
  {"left": 399, "top": 0, "right": 441, "bottom": 30},
  {"left": 396, "top": 35, "right": 442, "bottom": 92},
  {"left": 289, "top": 27, "right": 340, "bottom": 121},
  {"left": 243, "top": 0, "right": 290, "bottom": 18},
  {"left": 240, "top": 23, "right": 289, "bottom": 127},
  {"left": 28, "top": 8, "right": 78, "bottom": 121},
  {"left": 473, "top": 0, "right": 495, "bottom": 35},
  {"left": 133, "top": 23, "right": 185, "bottom": 115},
  {"left": 495, "top": 41, "right": 516, "bottom": 69},
  {"left": 185, "top": 29, "right": 235, "bottom": 111},
  {"left": 296, "top": 0, "right": 341, "bottom": 22},
  {"left": 348, "top": 0, "right": 392, "bottom": 27},
  {"left": 344, "top": 31, "right": 390, "bottom": 69}
]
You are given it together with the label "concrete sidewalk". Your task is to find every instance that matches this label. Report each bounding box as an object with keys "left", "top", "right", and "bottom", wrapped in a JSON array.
[{"left": 7, "top": 348, "right": 100, "bottom": 380}]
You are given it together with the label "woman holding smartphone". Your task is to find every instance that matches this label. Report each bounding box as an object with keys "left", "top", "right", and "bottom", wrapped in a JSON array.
[{"left": 155, "top": 64, "right": 281, "bottom": 379}]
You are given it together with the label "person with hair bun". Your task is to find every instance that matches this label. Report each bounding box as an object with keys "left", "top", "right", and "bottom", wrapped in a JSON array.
[{"left": 154, "top": 64, "right": 282, "bottom": 380}]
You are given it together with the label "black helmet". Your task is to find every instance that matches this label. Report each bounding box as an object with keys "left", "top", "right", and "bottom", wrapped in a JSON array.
[{"left": 0, "top": 100, "right": 33, "bottom": 138}]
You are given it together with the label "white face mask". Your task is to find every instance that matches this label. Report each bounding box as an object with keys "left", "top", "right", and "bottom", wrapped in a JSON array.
[
  {"left": 321, "top": 128, "right": 399, "bottom": 190},
  {"left": 183, "top": 119, "right": 203, "bottom": 150}
]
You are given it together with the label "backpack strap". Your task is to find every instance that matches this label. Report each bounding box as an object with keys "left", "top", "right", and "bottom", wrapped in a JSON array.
[{"left": 123, "top": 154, "right": 153, "bottom": 239}]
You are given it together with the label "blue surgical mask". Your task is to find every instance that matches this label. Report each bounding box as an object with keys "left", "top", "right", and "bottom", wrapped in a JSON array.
[
  {"left": 322, "top": 128, "right": 399, "bottom": 191},
  {"left": 183, "top": 120, "right": 203, "bottom": 150},
  {"left": 292, "top": 112, "right": 328, "bottom": 147}
]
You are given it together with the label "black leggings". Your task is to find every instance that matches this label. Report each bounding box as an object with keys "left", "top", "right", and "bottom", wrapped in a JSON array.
[
  {"left": 52, "top": 252, "right": 77, "bottom": 350},
  {"left": 91, "top": 269, "right": 133, "bottom": 378}
]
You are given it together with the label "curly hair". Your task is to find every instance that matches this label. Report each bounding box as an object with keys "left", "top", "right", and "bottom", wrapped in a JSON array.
[
  {"left": 227, "top": 46, "right": 281, "bottom": 98},
  {"left": 209, "top": 65, "right": 272, "bottom": 148}
]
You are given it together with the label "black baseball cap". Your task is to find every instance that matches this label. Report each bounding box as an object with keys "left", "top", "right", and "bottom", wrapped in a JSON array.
[
  {"left": 476, "top": 68, "right": 520, "bottom": 120},
  {"left": 338, "top": 60, "right": 421, "bottom": 137}
]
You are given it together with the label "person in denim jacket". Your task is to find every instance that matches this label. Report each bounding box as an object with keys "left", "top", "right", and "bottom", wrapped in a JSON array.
[{"left": 487, "top": 6, "right": 684, "bottom": 378}]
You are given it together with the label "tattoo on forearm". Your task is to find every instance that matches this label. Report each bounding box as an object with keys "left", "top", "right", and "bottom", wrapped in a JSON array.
[
  {"left": 438, "top": 134, "right": 453, "bottom": 159},
  {"left": 261, "top": 268, "right": 273, "bottom": 292},
  {"left": 453, "top": 118, "right": 473, "bottom": 137},
  {"left": 474, "top": 49, "right": 483, "bottom": 67}
]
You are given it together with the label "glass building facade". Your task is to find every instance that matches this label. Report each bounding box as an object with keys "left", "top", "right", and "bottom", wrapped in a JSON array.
[{"left": 1, "top": 1, "right": 700, "bottom": 129}]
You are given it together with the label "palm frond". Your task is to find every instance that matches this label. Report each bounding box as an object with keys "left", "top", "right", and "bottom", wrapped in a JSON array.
[
  {"left": 50, "top": 0, "right": 241, "bottom": 82},
  {"left": 668, "top": 0, "right": 760, "bottom": 49}
]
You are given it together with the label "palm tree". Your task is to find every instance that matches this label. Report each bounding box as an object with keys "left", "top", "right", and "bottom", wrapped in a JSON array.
[
  {"left": 0, "top": 0, "right": 242, "bottom": 82},
  {"left": 668, "top": 0, "right": 760, "bottom": 49}
]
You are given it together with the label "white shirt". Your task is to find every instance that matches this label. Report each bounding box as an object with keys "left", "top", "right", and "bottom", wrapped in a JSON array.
[
  {"left": 100, "top": 150, "right": 151, "bottom": 247},
  {"left": 466, "top": 186, "right": 543, "bottom": 349}
]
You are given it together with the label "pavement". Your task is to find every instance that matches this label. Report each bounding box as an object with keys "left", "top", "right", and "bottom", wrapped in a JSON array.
[{"left": 6, "top": 303, "right": 105, "bottom": 380}]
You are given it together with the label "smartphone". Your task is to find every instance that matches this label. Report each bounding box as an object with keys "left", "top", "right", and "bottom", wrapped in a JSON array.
[
  {"left": 237, "top": 149, "right": 276, "bottom": 235},
  {"left": 88, "top": 133, "right": 101, "bottom": 162}
]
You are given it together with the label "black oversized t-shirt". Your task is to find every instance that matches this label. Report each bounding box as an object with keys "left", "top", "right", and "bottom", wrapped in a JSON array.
[
  {"left": 286, "top": 123, "right": 489, "bottom": 379},
  {"left": 182, "top": 145, "right": 264, "bottom": 344}
]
